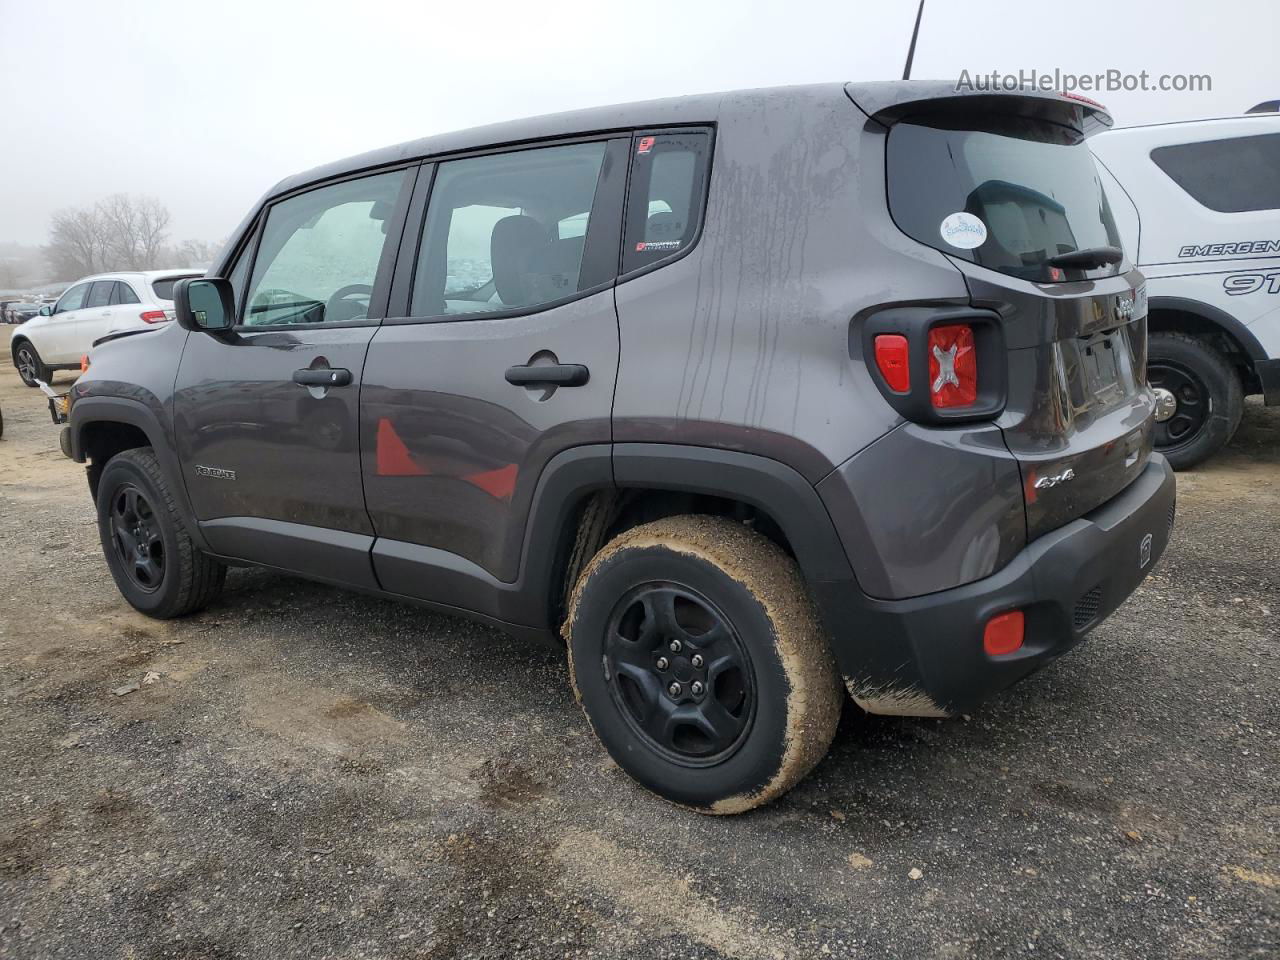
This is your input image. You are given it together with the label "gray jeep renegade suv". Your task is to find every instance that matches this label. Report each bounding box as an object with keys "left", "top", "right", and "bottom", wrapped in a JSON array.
[{"left": 63, "top": 81, "right": 1175, "bottom": 813}]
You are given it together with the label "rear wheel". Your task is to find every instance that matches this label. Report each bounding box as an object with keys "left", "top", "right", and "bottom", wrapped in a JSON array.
[
  {"left": 566, "top": 515, "right": 843, "bottom": 814},
  {"left": 13, "top": 341, "right": 51, "bottom": 388},
  {"left": 97, "top": 448, "right": 226, "bottom": 618},
  {"left": 1148, "top": 332, "right": 1243, "bottom": 470}
]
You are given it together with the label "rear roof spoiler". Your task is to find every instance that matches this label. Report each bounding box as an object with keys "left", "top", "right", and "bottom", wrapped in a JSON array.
[{"left": 845, "top": 80, "right": 1115, "bottom": 136}]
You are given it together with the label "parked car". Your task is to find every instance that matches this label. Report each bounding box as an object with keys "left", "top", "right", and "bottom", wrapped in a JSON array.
[
  {"left": 6, "top": 301, "right": 42, "bottom": 324},
  {"left": 61, "top": 82, "right": 1173, "bottom": 813},
  {"left": 1091, "top": 114, "right": 1280, "bottom": 468},
  {"left": 9, "top": 270, "right": 201, "bottom": 386}
]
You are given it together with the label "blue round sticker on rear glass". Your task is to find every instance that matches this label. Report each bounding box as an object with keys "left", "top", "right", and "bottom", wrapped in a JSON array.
[{"left": 940, "top": 212, "right": 988, "bottom": 250}]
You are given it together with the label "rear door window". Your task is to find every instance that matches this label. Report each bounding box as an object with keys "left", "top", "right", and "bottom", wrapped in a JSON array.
[
  {"left": 1150, "top": 134, "right": 1280, "bottom": 213},
  {"left": 887, "top": 115, "right": 1122, "bottom": 282},
  {"left": 621, "top": 130, "right": 712, "bottom": 275},
  {"left": 410, "top": 141, "right": 612, "bottom": 318},
  {"left": 86, "top": 281, "right": 113, "bottom": 308}
]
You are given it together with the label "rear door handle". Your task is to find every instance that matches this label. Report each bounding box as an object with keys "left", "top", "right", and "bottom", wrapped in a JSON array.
[
  {"left": 293, "top": 367, "right": 352, "bottom": 387},
  {"left": 504, "top": 363, "right": 589, "bottom": 387}
]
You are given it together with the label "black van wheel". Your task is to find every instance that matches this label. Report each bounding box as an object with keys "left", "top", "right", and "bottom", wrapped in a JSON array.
[
  {"left": 14, "top": 341, "right": 50, "bottom": 387},
  {"left": 97, "top": 448, "right": 226, "bottom": 618},
  {"left": 1148, "top": 332, "right": 1243, "bottom": 470},
  {"left": 566, "top": 515, "right": 843, "bottom": 814}
]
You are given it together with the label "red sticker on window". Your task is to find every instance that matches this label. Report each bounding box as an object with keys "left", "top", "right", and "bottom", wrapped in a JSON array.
[
  {"left": 635, "top": 242, "right": 647, "bottom": 251},
  {"left": 637, "top": 136, "right": 655, "bottom": 154}
]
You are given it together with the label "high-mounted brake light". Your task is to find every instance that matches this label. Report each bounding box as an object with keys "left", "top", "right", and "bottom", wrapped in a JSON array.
[
  {"left": 139, "top": 310, "right": 168, "bottom": 324},
  {"left": 928, "top": 324, "right": 977, "bottom": 408},
  {"left": 1060, "top": 91, "right": 1107, "bottom": 111},
  {"left": 873, "top": 334, "right": 911, "bottom": 393}
]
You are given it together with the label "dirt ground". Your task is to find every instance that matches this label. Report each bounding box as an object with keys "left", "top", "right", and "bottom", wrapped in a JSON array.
[{"left": 1, "top": 361, "right": 1276, "bottom": 960}]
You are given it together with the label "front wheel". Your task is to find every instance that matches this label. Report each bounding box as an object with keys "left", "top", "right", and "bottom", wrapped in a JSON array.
[
  {"left": 1148, "top": 332, "right": 1243, "bottom": 470},
  {"left": 96, "top": 448, "right": 226, "bottom": 618},
  {"left": 13, "top": 341, "right": 51, "bottom": 388},
  {"left": 566, "top": 515, "right": 843, "bottom": 814}
]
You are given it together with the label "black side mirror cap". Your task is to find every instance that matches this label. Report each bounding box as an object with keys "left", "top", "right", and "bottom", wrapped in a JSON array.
[{"left": 174, "top": 277, "right": 235, "bottom": 333}]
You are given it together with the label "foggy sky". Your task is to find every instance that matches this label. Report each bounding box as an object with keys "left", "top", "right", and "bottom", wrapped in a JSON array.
[{"left": 1, "top": 0, "right": 1276, "bottom": 247}]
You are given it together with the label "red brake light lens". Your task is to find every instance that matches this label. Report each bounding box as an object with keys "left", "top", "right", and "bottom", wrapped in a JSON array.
[
  {"left": 873, "top": 334, "right": 911, "bottom": 393},
  {"left": 928, "top": 324, "right": 977, "bottom": 409},
  {"left": 983, "top": 610, "right": 1025, "bottom": 656},
  {"left": 139, "top": 310, "right": 168, "bottom": 324}
]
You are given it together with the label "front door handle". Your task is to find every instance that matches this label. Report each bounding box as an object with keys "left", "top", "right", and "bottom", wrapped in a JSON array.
[
  {"left": 504, "top": 363, "right": 589, "bottom": 387},
  {"left": 293, "top": 367, "right": 352, "bottom": 387}
]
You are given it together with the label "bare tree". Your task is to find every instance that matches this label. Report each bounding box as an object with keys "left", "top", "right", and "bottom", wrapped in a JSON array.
[
  {"left": 45, "top": 195, "right": 173, "bottom": 278},
  {"left": 170, "top": 237, "right": 224, "bottom": 267}
]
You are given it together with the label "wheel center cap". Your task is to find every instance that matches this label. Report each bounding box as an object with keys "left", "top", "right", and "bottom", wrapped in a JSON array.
[
  {"left": 671, "top": 656, "right": 694, "bottom": 682},
  {"left": 1152, "top": 386, "right": 1177, "bottom": 423}
]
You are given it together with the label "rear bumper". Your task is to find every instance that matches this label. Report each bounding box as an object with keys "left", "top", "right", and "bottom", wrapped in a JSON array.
[{"left": 812, "top": 454, "right": 1176, "bottom": 716}]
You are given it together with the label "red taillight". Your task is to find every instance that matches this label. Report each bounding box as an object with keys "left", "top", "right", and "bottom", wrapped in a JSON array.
[
  {"left": 983, "top": 610, "right": 1025, "bottom": 656},
  {"left": 139, "top": 310, "right": 167, "bottom": 324},
  {"left": 928, "top": 324, "right": 977, "bottom": 408},
  {"left": 873, "top": 334, "right": 911, "bottom": 393},
  {"left": 80, "top": 355, "right": 89, "bottom": 373}
]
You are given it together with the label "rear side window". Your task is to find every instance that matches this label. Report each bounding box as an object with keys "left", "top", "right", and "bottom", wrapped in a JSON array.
[
  {"left": 114, "top": 282, "right": 141, "bottom": 305},
  {"left": 411, "top": 141, "right": 609, "bottom": 318},
  {"left": 86, "top": 281, "right": 113, "bottom": 308},
  {"left": 1150, "top": 134, "right": 1280, "bottom": 213},
  {"left": 622, "top": 130, "right": 711, "bottom": 274}
]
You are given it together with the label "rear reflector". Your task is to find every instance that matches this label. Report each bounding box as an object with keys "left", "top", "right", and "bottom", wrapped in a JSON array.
[
  {"left": 983, "top": 610, "right": 1025, "bottom": 656},
  {"left": 139, "top": 310, "right": 168, "bottom": 324},
  {"left": 928, "top": 324, "right": 977, "bottom": 408},
  {"left": 873, "top": 334, "right": 911, "bottom": 392}
]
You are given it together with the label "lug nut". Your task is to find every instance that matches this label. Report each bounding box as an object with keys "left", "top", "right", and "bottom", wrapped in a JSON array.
[
  {"left": 691, "top": 681, "right": 705, "bottom": 695},
  {"left": 655, "top": 656, "right": 670, "bottom": 670},
  {"left": 668, "top": 681, "right": 682, "bottom": 697},
  {"left": 668, "top": 639, "right": 683, "bottom": 653},
  {"left": 691, "top": 654, "right": 704, "bottom": 668}
]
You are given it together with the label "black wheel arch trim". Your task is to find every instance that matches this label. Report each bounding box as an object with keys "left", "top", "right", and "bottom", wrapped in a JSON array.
[
  {"left": 69, "top": 395, "right": 211, "bottom": 553},
  {"left": 1148, "top": 296, "right": 1268, "bottom": 363}
]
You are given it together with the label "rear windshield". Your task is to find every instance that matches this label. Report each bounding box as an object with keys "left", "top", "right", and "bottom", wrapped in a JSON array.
[
  {"left": 887, "top": 114, "right": 1121, "bottom": 282},
  {"left": 150, "top": 275, "right": 199, "bottom": 300}
]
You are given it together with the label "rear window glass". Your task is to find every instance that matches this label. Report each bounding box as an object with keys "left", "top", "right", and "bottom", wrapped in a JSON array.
[
  {"left": 1150, "top": 134, "right": 1280, "bottom": 213},
  {"left": 887, "top": 115, "right": 1122, "bottom": 282},
  {"left": 622, "top": 131, "right": 711, "bottom": 274},
  {"left": 151, "top": 275, "right": 198, "bottom": 301}
]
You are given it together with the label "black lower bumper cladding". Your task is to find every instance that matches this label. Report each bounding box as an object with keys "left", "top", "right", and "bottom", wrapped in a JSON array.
[{"left": 816, "top": 455, "right": 1176, "bottom": 716}]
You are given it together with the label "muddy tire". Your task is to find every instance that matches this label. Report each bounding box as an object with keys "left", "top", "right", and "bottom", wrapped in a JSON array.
[
  {"left": 13, "top": 340, "right": 51, "bottom": 388},
  {"left": 566, "top": 515, "right": 843, "bottom": 814},
  {"left": 96, "top": 447, "right": 227, "bottom": 618},
  {"left": 1148, "top": 332, "right": 1243, "bottom": 470}
]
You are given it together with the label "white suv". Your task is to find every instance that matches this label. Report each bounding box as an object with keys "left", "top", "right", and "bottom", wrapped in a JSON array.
[
  {"left": 1091, "top": 115, "right": 1280, "bottom": 468},
  {"left": 10, "top": 270, "right": 202, "bottom": 387}
]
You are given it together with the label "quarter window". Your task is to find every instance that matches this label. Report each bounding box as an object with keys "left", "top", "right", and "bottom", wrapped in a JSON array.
[
  {"left": 622, "top": 131, "right": 711, "bottom": 274},
  {"left": 1150, "top": 134, "right": 1280, "bottom": 213},
  {"left": 55, "top": 283, "right": 90, "bottom": 313},
  {"left": 114, "top": 282, "right": 141, "bottom": 305},
  {"left": 411, "top": 141, "right": 608, "bottom": 317},
  {"left": 243, "top": 170, "right": 406, "bottom": 326}
]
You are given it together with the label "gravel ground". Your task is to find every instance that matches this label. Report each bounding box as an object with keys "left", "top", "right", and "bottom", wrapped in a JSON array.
[{"left": 1, "top": 363, "right": 1276, "bottom": 960}]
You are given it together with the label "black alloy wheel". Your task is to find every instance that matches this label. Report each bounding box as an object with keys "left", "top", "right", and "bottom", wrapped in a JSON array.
[
  {"left": 1148, "top": 359, "right": 1210, "bottom": 452},
  {"left": 107, "top": 483, "right": 165, "bottom": 592},
  {"left": 604, "top": 583, "right": 755, "bottom": 766}
]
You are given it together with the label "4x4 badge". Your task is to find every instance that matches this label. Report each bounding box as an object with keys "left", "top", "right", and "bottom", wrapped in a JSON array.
[{"left": 1139, "top": 532, "right": 1153, "bottom": 569}]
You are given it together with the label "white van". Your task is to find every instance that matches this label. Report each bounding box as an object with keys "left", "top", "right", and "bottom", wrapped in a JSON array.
[{"left": 1091, "top": 115, "right": 1280, "bottom": 467}]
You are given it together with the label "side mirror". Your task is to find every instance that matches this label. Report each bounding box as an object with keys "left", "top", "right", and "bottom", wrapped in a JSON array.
[
  {"left": 39, "top": 305, "right": 52, "bottom": 317},
  {"left": 174, "top": 277, "right": 235, "bottom": 333}
]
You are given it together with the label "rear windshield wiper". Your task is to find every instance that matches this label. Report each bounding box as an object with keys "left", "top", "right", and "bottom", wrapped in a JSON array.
[{"left": 1044, "top": 246, "right": 1124, "bottom": 271}]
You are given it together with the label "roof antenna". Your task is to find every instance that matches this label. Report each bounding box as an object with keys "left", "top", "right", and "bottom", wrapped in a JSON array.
[{"left": 902, "top": 0, "right": 926, "bottom": 81}]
